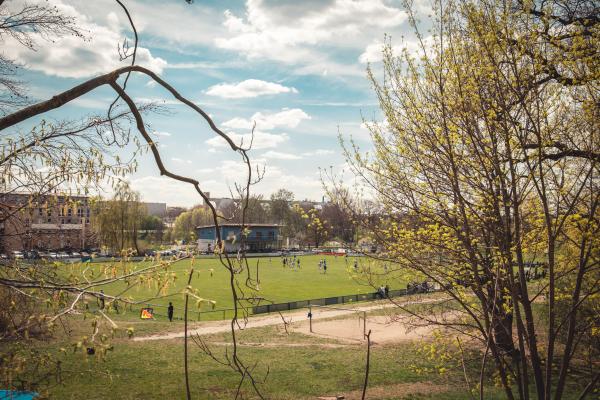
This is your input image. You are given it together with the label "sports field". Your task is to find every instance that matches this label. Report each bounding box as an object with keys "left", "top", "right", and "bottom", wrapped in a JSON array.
[{"left": 69, "top": 254, "right": 416, "bottom": 320}]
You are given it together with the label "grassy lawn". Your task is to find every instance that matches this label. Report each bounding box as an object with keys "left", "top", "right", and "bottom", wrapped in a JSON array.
[
  {"left": 61, "top": 254, "right": 415, "bottom": 321},
  {"left": 31, "top": 322, "right": 491, "bottom": 400}
]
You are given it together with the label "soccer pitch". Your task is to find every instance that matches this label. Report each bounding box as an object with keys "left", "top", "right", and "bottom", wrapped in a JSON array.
[{"left": 76, "top": 254, "right": 413, "bottom": 320}]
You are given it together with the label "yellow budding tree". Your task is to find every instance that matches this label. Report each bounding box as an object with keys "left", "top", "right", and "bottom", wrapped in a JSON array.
[{"left": 340, "top": 0, "right": 599, "bottom": 399}]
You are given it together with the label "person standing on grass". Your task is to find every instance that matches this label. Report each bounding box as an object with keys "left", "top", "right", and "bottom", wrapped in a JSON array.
[
  {"left": 297, "top": 258, "right": 301, "bottom": 269},
  {"left": 323, "top": 261, "right": 327, "bottom": 274},
  {"left": 168, "top": 302, "right": 174, "bottom": 322},
  {"left": 99, "top": 290, "right": 105, "bottom": 310}
]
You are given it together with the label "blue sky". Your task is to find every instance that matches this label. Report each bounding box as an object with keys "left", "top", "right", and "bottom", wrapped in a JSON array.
[{"left": 6, "top": 0, "right": 431, "bottom": 206}]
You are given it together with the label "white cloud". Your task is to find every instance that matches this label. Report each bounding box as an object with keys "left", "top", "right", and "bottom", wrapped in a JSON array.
[
  {"left": 205, "top": 79, "right": 298, "bottom": 99},
  {"left": 128, "top": 176, "right": 202, "bottom": 207},
  {"left": 359, "top": 36, "right": 436, "bottom": 63},
  {"left": 205, "top": 130, "right": 289, "bottom": 150},
  {"left": 359, "top": 41, "right": 386, "bottom": 64},
  {"left": 171, "top": 157, "right": 192, "bottom": 164},
  {"left": 4, "top": 1, "right": 166, "bottom": 79},
  {"left": 129, "top": 161, "right": 327, "bottom": 206},
  {"left": 302, "top": 149, "right": 335, "bottom": 157},
  {"left": 135, "top": 97, "right": 186, "bottom": 106},
  {"left": 198, "top": 159, "right": 323, "bottom": 202},
  {"left": 152, "top": 131, "right": 172, "bottom": 137},
  {"left": 58, "top": 0, "right": 227, "bottom": 49},
  {"left": 215, "top": 0, "right": 407, "bottom": 76},
  {"left": 262, "top": 151, "right": 302, "bottom": 160},
  {"left": 222, "top": 108, "right": 311, "bottom": 131}
]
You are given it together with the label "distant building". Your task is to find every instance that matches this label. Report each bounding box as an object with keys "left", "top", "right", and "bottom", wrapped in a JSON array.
[
  {"left": 142, "top": 202, "right": 167, "bottom": 217},
  {"left": 0, "top": 192, "right": 96, "bottom": 253},
  {"left": 196, "top": 223, "right": 281, "bottom": 253},
  {"left": 163, "top": 206, "right": 187, "bottom": 227},
  {"left": 206, "top": 197, "right": 235, "bottom": 212}
]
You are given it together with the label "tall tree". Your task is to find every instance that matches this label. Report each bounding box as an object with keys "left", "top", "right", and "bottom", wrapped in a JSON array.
[
  {"left": 172, "top": 206, "right": 213, "bottom": 242},
  {"left": 294, "top": 204, "right": 330, "bottom": 248},
  {"left": 92, "top": 182, "right": 146, "bottom": 254},
  {"left": 269, "top": 188, "right": 294, "bottom": 224},
  {"left": 339, "top": 0, "right": 599, "bottom": 398}
]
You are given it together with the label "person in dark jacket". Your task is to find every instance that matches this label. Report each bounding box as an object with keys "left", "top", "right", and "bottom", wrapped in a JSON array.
[{"left": 168, "top": 302, "right": 174, "bottom": 322}]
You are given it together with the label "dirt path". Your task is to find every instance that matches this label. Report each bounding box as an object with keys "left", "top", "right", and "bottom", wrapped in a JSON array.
[
  {"left": 134, "top": 296, "right": 448, "bottom": 342},
  {"left": 317, "top": 381, "right": 450, "bottom": 400}
]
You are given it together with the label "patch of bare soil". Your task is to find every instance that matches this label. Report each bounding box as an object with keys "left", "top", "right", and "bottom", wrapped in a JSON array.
[
  {"left": 207, "top": 341, "right": 356, "bottom": 349},
  {"left": 319, "top": 382, "right": 449, "bottom": 400},
  {"left": 293, "top": 315, "right": 438, "bottom": 344}
]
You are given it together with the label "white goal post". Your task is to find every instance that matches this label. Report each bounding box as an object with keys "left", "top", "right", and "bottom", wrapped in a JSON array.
[{"left": 307, "top": 304, "right": 367, "bottom": 340}]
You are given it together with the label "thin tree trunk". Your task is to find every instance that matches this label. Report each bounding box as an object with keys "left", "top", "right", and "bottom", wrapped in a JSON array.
[
  {"left": 184, "top": 268, "right": 194, "bottom": 400},
  {"left": 362, "top": 330, "right": 372, "bottom": 400},
  {"left": 545, "top": 237, "right": 556, "bottom": 400}
]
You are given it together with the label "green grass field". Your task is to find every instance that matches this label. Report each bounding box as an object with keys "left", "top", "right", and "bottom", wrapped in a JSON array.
[
  {"left": 65, "top": 254, "right": 414, "bottom": 321},
  {"left": 6, "top": 257, "right": 589, "bottom": 399}
]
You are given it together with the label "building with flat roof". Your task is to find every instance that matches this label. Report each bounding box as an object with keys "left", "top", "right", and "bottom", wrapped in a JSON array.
[
  {"left": 142, "top": 202, "right": 167, "bottom": 217},
  {"left": 0, "top": 192, "right": 96, "bottom": 253},
  {"left": 196, "top": 223, "right": 281, "bottom": 253}
]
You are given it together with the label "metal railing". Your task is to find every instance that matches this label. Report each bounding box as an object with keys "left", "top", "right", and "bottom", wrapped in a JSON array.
[{"left": 251, "top": 288, "right": 434, "bottom": 315}]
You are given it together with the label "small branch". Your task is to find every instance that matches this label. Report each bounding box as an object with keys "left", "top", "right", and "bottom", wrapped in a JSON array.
[{"left": 577, "top": 372, "right": 600, "bottom": 400}]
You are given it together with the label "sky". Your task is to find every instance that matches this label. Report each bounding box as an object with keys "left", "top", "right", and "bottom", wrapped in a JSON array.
[{"left": 5, "top": 0, "right": 432, "bottom": 207}]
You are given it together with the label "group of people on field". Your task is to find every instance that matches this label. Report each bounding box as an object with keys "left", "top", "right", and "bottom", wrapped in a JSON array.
[
  {"left": 282, "top": 254, "right": 301, "bottom": 270},
  {"left": 318, "top": 258, "right": 328, "bottom": 273}
]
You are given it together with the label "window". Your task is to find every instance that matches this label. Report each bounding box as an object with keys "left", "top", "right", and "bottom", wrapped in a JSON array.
[
  {"left": 38, "top": 208, "right": 43, "bottom": 216},
  {"left": 67, "top": 208, "right": 72, "bottom": 217},
  {"left": 256, "top": 231, "right": 263, "bottom": 239}
]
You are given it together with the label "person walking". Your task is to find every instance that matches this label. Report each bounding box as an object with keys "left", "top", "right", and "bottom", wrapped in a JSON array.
[{"left": 168, "top": 302, "right": 174, "bottom": 322}]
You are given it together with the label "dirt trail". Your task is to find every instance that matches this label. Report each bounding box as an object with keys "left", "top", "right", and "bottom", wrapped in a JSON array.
[
  {"left": 134, "top": 296, "right": 448, "bottom": 342},
  {"left": 317, "top": 381, "right": 449, "bottom": 400}
]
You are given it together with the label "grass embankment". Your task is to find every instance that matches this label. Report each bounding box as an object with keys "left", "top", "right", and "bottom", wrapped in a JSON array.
[{"left": 35, "top": 320, "right": 503, "bottom": 400}]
